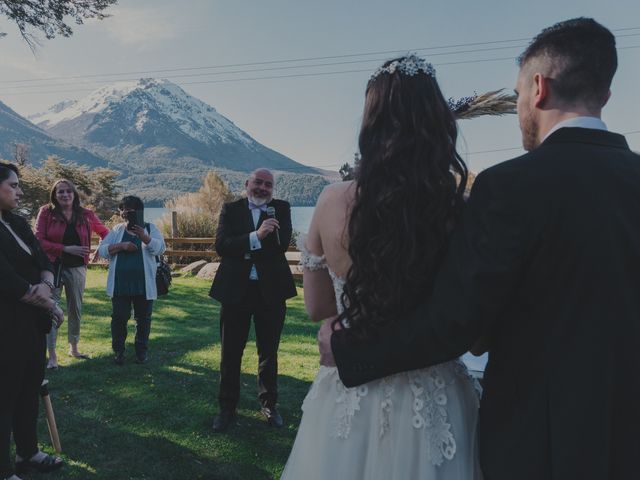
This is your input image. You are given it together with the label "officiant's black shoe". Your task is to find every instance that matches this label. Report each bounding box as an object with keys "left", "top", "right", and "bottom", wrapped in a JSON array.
[
  {"left": 135, "top": 353, "right": 148, "bottom": 364},
  {"left": 261, "top": 407, "right": 284, "bottom": 428},
  {"left": 113, "top": 351, "right": 125, "bottom": 366},
  {"left": 212, "top": 409, "right": 237, "bottom": 433}
]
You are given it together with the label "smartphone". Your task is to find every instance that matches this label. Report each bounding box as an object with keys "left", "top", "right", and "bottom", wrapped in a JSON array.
[{"left": 125, "top": 210, "right": 144, "bottom": 230}]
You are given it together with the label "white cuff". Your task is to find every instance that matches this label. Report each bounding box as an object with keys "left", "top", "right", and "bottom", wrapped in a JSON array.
[{"left": 249, "top": 231, "right": 262, "bottom": 251}]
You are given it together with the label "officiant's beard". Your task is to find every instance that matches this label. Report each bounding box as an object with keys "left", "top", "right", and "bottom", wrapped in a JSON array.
[{"left": 248, "top": 195, "right": 269, "bottom": 207}]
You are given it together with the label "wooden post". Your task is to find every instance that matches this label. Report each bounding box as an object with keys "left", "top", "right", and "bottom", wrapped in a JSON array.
[
  {"left": 170, "top": 211, "right": 178, "bottom": 264},
  {"left": 171, "top": 211, "right": 178, "bottom": 238},
  {"left": 40, "top": 380, "right": 62, "bottom": 453}
]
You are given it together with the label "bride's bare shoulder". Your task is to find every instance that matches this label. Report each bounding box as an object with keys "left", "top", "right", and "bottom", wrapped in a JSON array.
[{"left": 316, "top": 181, "right": 356, "bottom": 210}]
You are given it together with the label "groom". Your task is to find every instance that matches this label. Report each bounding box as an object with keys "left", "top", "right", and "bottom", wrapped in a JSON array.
[{"left": 321, "top": 18, "right": 640, "bottom": 480}]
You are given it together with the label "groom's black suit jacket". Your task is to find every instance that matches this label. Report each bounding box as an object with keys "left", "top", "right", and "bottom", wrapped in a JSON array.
[
  {"left": 209, "top": 197, "right": 296, "bottom": 305},
  {"left": 332, "top": 128, "right": 640, "bottom": 480}
]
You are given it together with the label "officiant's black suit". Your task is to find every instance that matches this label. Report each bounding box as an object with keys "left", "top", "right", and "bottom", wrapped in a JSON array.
[
  {"left": 332, "top": 128, "right": 640, "bottom": 480},
  {"left": 209, "top": 198, "right": 296, "bottom": 411}
]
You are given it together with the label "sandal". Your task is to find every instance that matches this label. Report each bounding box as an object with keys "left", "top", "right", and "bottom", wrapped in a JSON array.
[
  {"left": 69, "top": 352, "right": 90, "bottom": 360},
  {"left": 15, "top": 453, "right": 63, "bottom": 474}
]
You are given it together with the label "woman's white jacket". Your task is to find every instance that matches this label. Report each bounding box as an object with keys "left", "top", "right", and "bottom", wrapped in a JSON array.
[{"left": 98, "top": 222, "right": 166, "bottom": 300}]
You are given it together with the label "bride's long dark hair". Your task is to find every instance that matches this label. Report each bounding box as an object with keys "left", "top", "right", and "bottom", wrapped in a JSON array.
[{"left": 337, "top": 57, "right": 467, "bottom": 338}]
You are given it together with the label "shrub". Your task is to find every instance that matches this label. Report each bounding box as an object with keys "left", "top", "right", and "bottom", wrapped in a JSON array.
[{"left": 158, "top": 171, "right": 237, "bottom": 263}]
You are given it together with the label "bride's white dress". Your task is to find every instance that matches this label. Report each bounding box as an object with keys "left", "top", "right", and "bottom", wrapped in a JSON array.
[{"left": 281, "top": 242, "right": 483, "bottom": 480}]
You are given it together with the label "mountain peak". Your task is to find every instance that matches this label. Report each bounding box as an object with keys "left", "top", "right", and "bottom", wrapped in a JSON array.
[
  {"left": 32, "top": 77, "right": 319, "bottom": 175},
  {"left": 13, "top": 81, "right": 327, "bottom": 205},
  {"left": 30, "top": 78, "right": 251, "bottom": 147}
]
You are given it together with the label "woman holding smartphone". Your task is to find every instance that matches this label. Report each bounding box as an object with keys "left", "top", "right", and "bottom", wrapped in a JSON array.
[{"left": 98, "top": 195, "right": 166, "bottom": 365}]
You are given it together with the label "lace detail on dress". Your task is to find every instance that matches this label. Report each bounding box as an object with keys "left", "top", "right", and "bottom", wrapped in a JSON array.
[
  {"left": 297, "top": 233, "right": 327, "bottom": 271},
  {"left": 297, "top": 233, "right": 347, "bottom": 316},
  {"left": 329, "top": 270, "right": 347, "bottom": 317},
  {"left": 332, "top": 378, "right": 369, "bottom": 439},
  {"left": 408, "top": 369, "right": 457, "bottom": 466},
  {"left": 453, "top": 358, "right": 483, "bottom": 399},
  {"left": 379, "top": 378, "right": 394, "bottom": 438}
]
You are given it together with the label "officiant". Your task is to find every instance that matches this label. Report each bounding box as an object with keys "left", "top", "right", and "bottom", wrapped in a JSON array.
[{"left": 209, "top": 168, "right": 296, "bottom": 432}]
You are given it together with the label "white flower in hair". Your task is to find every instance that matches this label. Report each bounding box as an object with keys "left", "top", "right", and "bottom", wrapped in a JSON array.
[{"left": 370, "top": 54, "right": 436, "bottom": 81}]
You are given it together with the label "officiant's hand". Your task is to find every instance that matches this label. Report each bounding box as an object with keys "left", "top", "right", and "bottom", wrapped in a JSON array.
[
  {"left": 257, "top": 218, "right": 279, "bottom": 240},
  {"left": 318, "top": 316, "right": 341, "bottom": 367}
]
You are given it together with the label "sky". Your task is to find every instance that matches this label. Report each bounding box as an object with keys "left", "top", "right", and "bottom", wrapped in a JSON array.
[{"left": 0, "top": 0, "right": 638, "bottom": 174}]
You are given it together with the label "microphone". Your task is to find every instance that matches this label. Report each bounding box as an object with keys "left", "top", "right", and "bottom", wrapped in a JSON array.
[{"left": 265, "top": 206, "right": 280, "bottom": 246}]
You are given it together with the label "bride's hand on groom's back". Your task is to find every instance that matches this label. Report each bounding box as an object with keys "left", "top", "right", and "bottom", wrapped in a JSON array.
[{"left": 318, "top": 316, "right": 341, "bottom": 367}]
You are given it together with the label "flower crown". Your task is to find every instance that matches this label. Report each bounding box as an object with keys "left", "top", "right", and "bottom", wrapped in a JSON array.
[{"left": 370, "top": 54, "right": 436, "bottom": 81}]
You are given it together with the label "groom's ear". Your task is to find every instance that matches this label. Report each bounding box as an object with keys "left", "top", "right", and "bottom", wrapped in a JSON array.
[{"left": 533, "top": 73, "right": 550, "bottom": 109}]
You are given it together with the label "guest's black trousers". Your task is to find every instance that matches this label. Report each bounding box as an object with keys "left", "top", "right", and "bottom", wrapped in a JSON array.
[
  {"left": 111, "top": 295, "right": 154, "bottom": 358},
  {"left": 0, "top": 326, "right": 46, "bottom": 478},
  {"left": 218, "top": 281, "right": 286, "bottom": 411}
]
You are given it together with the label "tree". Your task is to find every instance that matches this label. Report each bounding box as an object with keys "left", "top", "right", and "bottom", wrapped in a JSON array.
[
  {"left": 339, "top": 153, "right": 360, "bottom": 181},
  {"left": 0, "top": 0, "right": 117, "bottom": 49},
  {"left": 18, "top": 156, "right": 120, "bottom": 221},
  {"left": 14, "top": 143, "right": 29, "bottom": 166},
  {"left": 338, "top": 163, "right": 354, "bottom": 181}
]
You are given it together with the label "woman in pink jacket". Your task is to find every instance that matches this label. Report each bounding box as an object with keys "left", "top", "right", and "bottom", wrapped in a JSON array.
[{"left": 35, "top": 179, "right": 109, "bottom": 368}]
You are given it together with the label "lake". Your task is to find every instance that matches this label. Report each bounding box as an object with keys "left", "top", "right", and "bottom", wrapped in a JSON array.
[{"left": 145, "top": 206, "right": 316, "bottom": 233}]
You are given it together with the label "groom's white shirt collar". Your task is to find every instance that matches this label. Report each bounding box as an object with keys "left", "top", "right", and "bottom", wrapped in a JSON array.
[{"left": 543, "top": 116, "right": 608, "bottom": 142}]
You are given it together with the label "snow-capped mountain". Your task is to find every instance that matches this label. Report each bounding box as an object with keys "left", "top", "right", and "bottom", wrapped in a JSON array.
[
  {"left": 30, "top": 78, "right": 326, "bottom": 204},
  {"left": 28, "top": 99, "right": 77, "bottom": 125},
  {"left": 32, "top": 78, "right": 316, "bottom": 173},
  {"left": 0, "top": 100, "right": 107, "bottom": 168}
]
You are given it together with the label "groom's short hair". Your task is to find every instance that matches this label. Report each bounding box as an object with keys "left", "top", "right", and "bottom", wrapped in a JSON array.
[{"left": 518, "top": 18, "right": 617, "bottom": 110}]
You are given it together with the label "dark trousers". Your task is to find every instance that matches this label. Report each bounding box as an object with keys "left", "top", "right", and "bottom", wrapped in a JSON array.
[
  {"left": 0, "top": 327, "right": 46, "bottom": 478},
  {"left": 111, "top": 296, "right": 153, "bottom": 357},
  {"left": 218, "top": 282, "right": 286, "bottom": 411}
]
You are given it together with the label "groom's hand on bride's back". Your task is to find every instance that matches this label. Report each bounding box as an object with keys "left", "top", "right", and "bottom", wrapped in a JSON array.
[{"left": 318, "top": 316, "right": 341, "bottom": 367}]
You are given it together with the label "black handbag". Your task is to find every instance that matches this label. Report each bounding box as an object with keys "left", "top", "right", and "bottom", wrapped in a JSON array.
[
  {"left": 145, "top": 223, "right": 171, "bottom": 296},
  {"left": 53, "top": 258, "right": 63, "bottom": 288},
  {"left": 156, "top": 256, "right": 171, "bottom": 296}
]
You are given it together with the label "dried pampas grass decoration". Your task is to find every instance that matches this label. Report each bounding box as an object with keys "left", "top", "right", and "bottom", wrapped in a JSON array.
[{"left": 449, "top": 89, "right": 517, "bottom": 120}]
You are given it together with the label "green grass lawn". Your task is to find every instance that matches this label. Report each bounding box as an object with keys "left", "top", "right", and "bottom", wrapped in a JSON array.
[{"left": 30, "top": 269, "right": 319, "bottom": 480}]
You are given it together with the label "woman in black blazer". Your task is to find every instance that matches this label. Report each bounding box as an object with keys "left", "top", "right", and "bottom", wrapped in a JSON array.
[{"left": 0, "top": 162, "right": 64, "bottom": 480}]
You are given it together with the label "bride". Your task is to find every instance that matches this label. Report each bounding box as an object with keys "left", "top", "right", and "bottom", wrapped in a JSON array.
[{"left": 281, "top": 55, "right": 483, "bottom": 479}]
